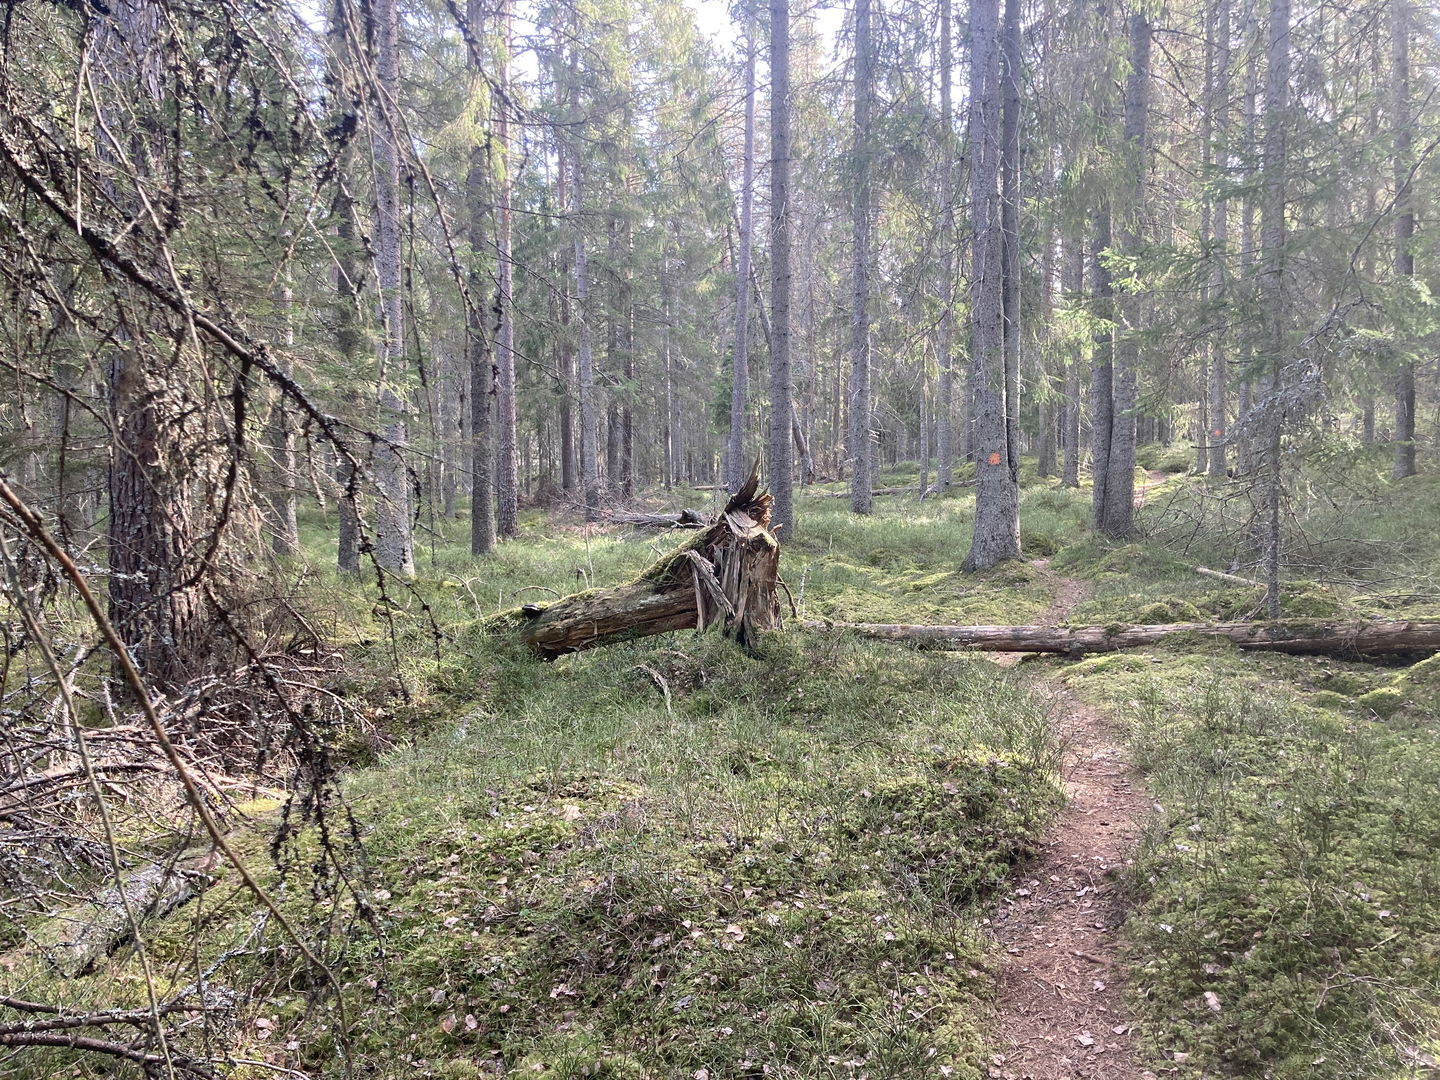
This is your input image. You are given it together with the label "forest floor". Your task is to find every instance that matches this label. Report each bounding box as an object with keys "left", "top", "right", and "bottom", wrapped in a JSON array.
[
  {"left": 7, "top": 456, "right": 1440, "bottom": 1080},
  {"left": 985, "top": 542, "right": 1149, "bottom": 1077}
]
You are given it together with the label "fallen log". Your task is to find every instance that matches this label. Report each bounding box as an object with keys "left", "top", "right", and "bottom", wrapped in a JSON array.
[
  {"left": 495, "top": 467, "right": 782, "bottom": 659},
  {"left": 803, "top": 619, "right": 1440, "bottom": 657},
  {"left": 604, "top": 507, "right": 706, "bottom": 529},
  {"left": 810, "top": 485, "right": 919, "bottom": 498},
  {"left": 7, "top": 850, "right": 217, "bottom": 977},
  {"left": 1194, "top": 565, "right": 1265, "bottom": 588}
]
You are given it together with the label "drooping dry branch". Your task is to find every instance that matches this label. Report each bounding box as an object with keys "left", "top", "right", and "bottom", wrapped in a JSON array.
[
  {"left": 495, "top": 467, "right": 782, "bottom": 659},
  {"left": 804, "top": 619, "right": 1440, "bottom": 657}
]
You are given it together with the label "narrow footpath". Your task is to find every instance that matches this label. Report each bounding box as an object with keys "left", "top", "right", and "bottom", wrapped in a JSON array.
[{"left": 984, "top": 560, "right": 1153, "bottom": 1078}]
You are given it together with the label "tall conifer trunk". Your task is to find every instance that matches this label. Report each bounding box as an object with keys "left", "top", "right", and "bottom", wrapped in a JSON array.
[
  {"left": 374, "top": 0, "right": 415, "bottom": 574},
  {"left": 768, "top": 0, "right": 795, "bottom": 535},
  {"left": 1392, "top": 0, "right": 1416, "bottom": 479},
  {"left": 725, "top": 4, "right": 757, "bottom": 493},
  {"left": 849, "top": 0, "right": 875, "bottom": 514},
  {"left": 961, "top": 0, "right": 1020, "bottom": 570}
]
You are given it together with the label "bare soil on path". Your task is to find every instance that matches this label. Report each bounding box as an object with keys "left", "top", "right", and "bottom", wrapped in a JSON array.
[{"left": 984, "top": 562, "right": 1152, "bottom": 1079}]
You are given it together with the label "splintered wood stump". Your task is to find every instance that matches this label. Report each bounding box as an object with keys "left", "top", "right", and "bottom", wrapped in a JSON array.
[
  {"left": 500, "top": 468, "right": 782, "bottom": 659},
  {"left": 804, "top": 619, "right": 1440, "bottom": 657}
]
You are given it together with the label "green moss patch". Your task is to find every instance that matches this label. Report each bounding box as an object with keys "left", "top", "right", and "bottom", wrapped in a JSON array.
[{"left": 1064, "top": 647, "right": 1440, "bottom": 1078}]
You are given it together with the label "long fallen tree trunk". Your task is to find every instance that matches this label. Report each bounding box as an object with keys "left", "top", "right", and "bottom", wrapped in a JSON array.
[
  {"left": 604, "top": 507, "right": 706, "bottom": 529},
  {"left": 494, "top": 468, "right": 782, "bottom": 660},
  {"left": 4, "top": 850, "right": 217, "bottom": 977},
  {"left": 803, "top": 619, "right": 1440, "bottom": 657}
]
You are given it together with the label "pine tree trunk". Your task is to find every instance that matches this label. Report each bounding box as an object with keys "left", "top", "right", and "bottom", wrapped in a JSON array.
[
  {"left": 768, "top": 0, "right": 795, "bottom": 536},
  {"left": 725, "top": 5, "right": 758, "bottom": 494},
  {"left": 848, "top": 0, "right": 875, "bottom": 515},
  {"left": 495, "top": 0, "right": 519, "bottom": 536},
  {"left": 1000, "top": 0, "right": 1022, "bottom": 489},
  {"left": 1392, "top": 0, "right": 1417, "bottom": 479},
  {"left": 961, "top": 0, "right": 1020, "bottom": 570},
  {"left": 374, "top": 0, "right": 414, "bottom": 576},
  {"left": 466, "top": 0, "right": 495, "bottom": 557},
  {"left": 1062, "top": 237, "right": 1083, "bottom": 488},
  {"left": 268, "top": 278, "right": 300, "bottom": 557},
  {"left": 933, "top": 0, "right": 957, "bottom": 494},
  {"left": 1207, "top": 0, "right": 1232, "bottom": 479},
  {"left": 97, "top": 0, "right": 205, "bottom": 688},
  {"left": 574, "top": 152, "right": 600, "bottom": 519},
  {"left": 1095, "top": 13, "right": 1148, "bottom": 539},
  {"left": 1260, "top": 0, "right": 1290, "bottom": 618}
]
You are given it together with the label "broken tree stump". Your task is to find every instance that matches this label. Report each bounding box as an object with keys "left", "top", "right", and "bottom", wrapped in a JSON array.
[
  {"left": 496, "top": 467, "right": 782, "bottom": 660},
  {"left": 803, "top": 619, "right": 1440, "bottom": 658}
]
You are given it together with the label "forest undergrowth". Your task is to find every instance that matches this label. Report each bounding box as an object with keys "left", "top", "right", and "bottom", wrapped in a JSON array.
[{"left": 4, "top": 452, "right": 1439, "bottom": 1079}]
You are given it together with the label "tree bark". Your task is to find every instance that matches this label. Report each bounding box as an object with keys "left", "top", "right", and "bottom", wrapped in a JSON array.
[
  {"left": 466, "top": 0, "right": 495, "bottom": 557},
  {"left": 768, "top": 0, "right": 795, "bottom": 536},
  {"left": 934, "top": 0, "right": 957, "bottom": 494},
  {"left": 97, "top": 0, "right": 206, "bottom": 688},
  {"left": 805, "top": 618, "right": 1440, "bottom": 657},
  {"left": 962, "top": 0, "right": 1021, "bottom": 570},
  {"left": 1392, "top": 0, "right": 1417, "bottom": 480},
  {"left": 495, "top": 0, "right": 519, "bottom": 537},
  {"left": 1260, "top": 0, "right": 1290, "bottom": 618},
  {"left": 1094, "top": 12, "right": 1148, "bottom": 539},
  {"left": 1207, "top": 0, "right": 1232, "bottom": 480},
  {"left": 1062, "top": 236, "right": 1083, "bottom": 487},
  {"left": 1000, "top": 0, "right": 1022, "bottom": 489},
  {"left": 725, "top": 4, "right": 758, "bottom": 494},
  {"left": 373, "top": 0, "right": 414, "bottom": 575},
  {"left": 572, "top": 122, "right": 600, "bottom": 519},
  {"left": 849, "top": 0, "right": 875, "bottom": 515}
]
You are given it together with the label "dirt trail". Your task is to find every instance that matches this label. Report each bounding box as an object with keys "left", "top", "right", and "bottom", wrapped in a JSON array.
[{"left": 985, "top": 564, "right": 1151, "bottom": 1079}]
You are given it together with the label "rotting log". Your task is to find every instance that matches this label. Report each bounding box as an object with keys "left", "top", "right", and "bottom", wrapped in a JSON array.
[
  {"left": 496, "top": 467, "right": 782, "bottom": 659},
  {"left": 604, "top": 507, "right": 706, "bottom": 529},
  {"left": 7, "top": 851, "right": 216, "bottom": 977},
  {"left": 803, "top": 619, "right": 1440, "bottom": 657},
  {"left": 1194, "top": 565, "right": 1265, "bottom": 588}
]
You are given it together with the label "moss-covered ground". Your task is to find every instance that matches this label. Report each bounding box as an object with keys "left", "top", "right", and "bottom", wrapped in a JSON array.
[{"left": 7, "top": 447, "right": 1439, "bottom": 1079}]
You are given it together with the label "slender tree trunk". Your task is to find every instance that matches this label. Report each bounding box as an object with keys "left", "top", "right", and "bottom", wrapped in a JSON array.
[
  {"left": 1000, "top": 0, "right": 1022, "bottom": 488},
  {"left": 333, "top": 170, "right": 363, "bottom": 572},
  {"left": 268, "top": 277, "right": 300, "bottom": 556},
  {"left": 1089, "top": 206, "right": 1115, "bottom": 521},
  {"left": 574, "top": 157, "right": 600, "bottom": 518},
  {"left": 495, "top": 0, "right": 519, "bottom": 536},
  {"left": 1062, "top": 237, "right": 1083, "bottom": 488},
  {"left": 373, "top": 0, "right": 414, "bottom": 575},
  {"left": 1260, "top": 0, "right": 1290, "bottom": 617},
  {"left": 1093, "top": 13, "right": 1147, "bottom": 539},
  {"left": 1207, "top": 0, "right": 1232, "bottom": 479},
  {"left": 725, "top": 5, "right": 758, "bottom": 493},
  {"left": 849, "top": 0, "right": 875, "bottom": 515},
  {"left": 466, "top": 0, "right": 495, "bottom": 557},
  {"left": 1035, "top": 223, "right": 1056, "bottom": 479},
  {"left": 769, "top": 0, "right": 795, "bottom": 534},
  {"left": 962, "top": 0, "right": 1020, "bottom": 570},
  {"left": 1393, "top": 0, "right": 1417, "bottom": 479},
  {"left": 556, "top": 134, "right": 578, "bottom": 495},
  {"left": 605, "top": 215, "right": 622, "bottom": 493},
  {"left": 934, "top": 0, "right": 957, "bottom": 493}
]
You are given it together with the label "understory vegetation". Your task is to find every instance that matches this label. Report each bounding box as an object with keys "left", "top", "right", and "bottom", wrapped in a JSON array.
[{"left": 5, "top": 452, "right": 1439, "bottom": 1079}]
